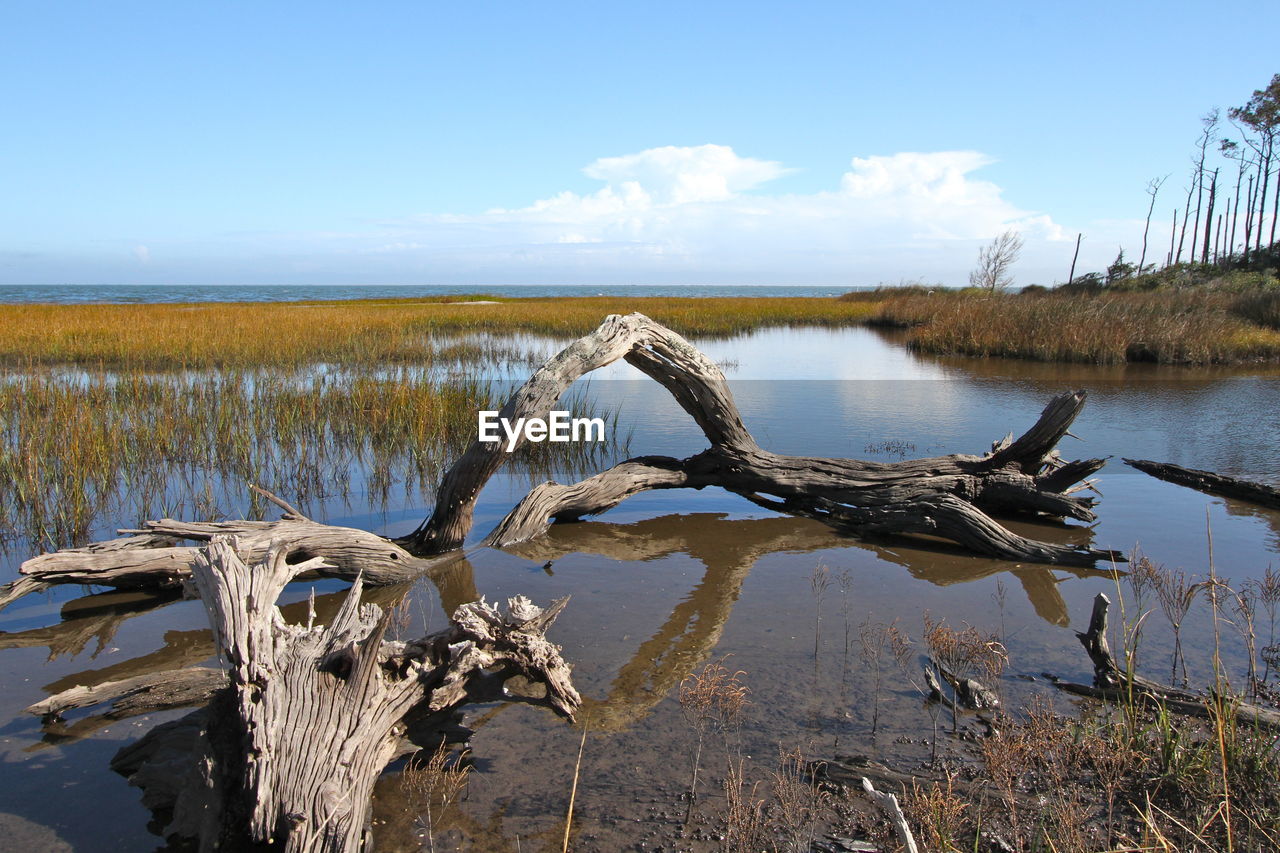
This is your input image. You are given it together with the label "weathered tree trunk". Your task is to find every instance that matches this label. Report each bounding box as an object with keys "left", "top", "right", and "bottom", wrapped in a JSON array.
[
  {"left": 1243, "top": 173, "right": 1256, "bottom": 262},
  {"left": 1201, "top": 168, "right": 1218, "bottom": 264},
  {"left": 1140, "top": 177, "right": 1166, "bottom": 271},
  {"left": 105, "top": 537, "right": 578, "bottom": 853},
  {"left": 1124, "top": 458, "right": 1280, "bottom": 509}
]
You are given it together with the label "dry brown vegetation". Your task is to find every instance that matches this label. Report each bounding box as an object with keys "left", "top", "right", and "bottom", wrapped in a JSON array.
[
  {"left": 872, "top": 289, "right": 1280, "bottom": 364},
  {"left": 399, "top": 747, "right": 472, "bottom": 853},
  {"left": 9, "top": 287, "right": 1280, "bottom": 371},
  {"left": 0, "top": 296, "right": 879, "bottom": 368},
  {"left": 667, "top": 559, "right": 1280, "bottom": 853}
]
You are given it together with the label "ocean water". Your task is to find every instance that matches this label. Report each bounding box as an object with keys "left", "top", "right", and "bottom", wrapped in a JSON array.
[{"left": 0, "top": 283, "right": 854, "bottom": 304}]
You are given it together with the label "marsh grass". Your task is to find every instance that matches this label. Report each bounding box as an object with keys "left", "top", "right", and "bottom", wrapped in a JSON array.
[
  {"left": 0, "top": 296, "right": 880, "bottom": 369},
  {"left": 903, "top": 771, "right": 970, "bottom": 853},
  {"left": 679, "top": 657, "right": 750, "bottom": 823},
  {"left": 901, "top": 562, "right": 1280, "bottom": 853},
  {"left": 767, "top": 747, "right": 831, "bottom": 853},
  {"left": 400, "top": 747, "right": 472, "bottom": 853},
  {"left": 872, "top": 289, "right": 1280, "bottom": 364},
  {"left": 0, "top": 365, "right": 625, "bottom": 550},
  {"left": 923, "top": 614, "right": 1007, "bottom": 730},
  {"left": 961, "top": 692, "right": 1280, "bottom": 852}
]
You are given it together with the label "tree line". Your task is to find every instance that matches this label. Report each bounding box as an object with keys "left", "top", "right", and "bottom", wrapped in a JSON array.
[
  {"left": 971, "top": 73, "right": 1279, "bottom": 294},
  {"left": 1136, "top": 73, "right": 1279, "bottom": 276}
]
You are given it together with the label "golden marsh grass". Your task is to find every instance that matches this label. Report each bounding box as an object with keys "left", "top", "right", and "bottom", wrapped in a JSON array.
[
  {"left": 0, "top": 366, "right": 625, "bottom": 550},
  {"left": 0, "top": 297, "right": 880, "bottom": 369},
  {"left": 872, "top": 290, "right": 1280, "bottom": 364}
]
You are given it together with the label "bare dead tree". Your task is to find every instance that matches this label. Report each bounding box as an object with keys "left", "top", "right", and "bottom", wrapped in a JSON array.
[
  {"left": 1201, "top": 168, "right": 1218, "bottom": 265},
  {"left": 1176, "top": 169, "right": 1195, "bottom": 264},
  {"left": 969, "top": 229, "right": 1024, "bottom": 293},
  {"left": 1068, "top": 232, "right": 1082, "bottom": 284},
  {"left": 1189, "top": 110, "right": 1220, "bottom": 263},
  {"left": 1215, "top": 211, "right": 1225, "bottom": 264},
  {"left": 1245, "top": 173, "right": 1257, "bottom": 262},
  {"left": 1139, "top": 175, "right": 1168, "bottom": 271},
  {"left": 1222, "top": 138, "right": 1249, "bottom": 256}
]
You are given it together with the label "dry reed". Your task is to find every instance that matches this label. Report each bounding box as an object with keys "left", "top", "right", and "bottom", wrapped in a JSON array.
[
  {"left": 0, "top": 296, "right": 880, "bottom": 369},
  {"left": 873, "top": 290, "right": 1280, "bottom": 364}
]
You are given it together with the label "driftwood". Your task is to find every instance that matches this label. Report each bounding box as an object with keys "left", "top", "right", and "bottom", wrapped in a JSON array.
[
  {"left": 1, "top": 501, "right": 457, "bottom": 611},
  {"left": 1051, "top": 592, "right": 1280, "bottom": 730},
  {"left": 859, "top": 777, "right": 920, "bottom": 853},
  {"left": 27, "top": 667, "right": 227, "bottom": 746},
  {"left": 1124, "top": 458, "right": 1280, "bottom": 509},
  {"left": 104, "top": 537, "right": 578, "bottom": 853},
  {"left": 404, "top": 313, "right": 1116, "bottom": 565},
  {"left": 923, "top": 657, "right": 1000, "bottom": 712},
  {"left": 813, "top": 754, "right": 1044, "bottom": 814},
  {"left": 20, "top": 586, "right": 415, "bottom": 750},
  {"left": 3, "top": 313, "right": 1120, "bottom": 612}
]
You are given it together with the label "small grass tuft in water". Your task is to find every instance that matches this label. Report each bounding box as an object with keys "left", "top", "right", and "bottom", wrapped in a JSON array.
[{"left": 400, "top": 747, "right": 471, "bottom": 853}]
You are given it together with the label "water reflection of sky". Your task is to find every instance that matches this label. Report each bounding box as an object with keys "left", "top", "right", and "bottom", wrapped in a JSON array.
[{"left": 534, "top": 325, "right": 1280, "bottom": 595}]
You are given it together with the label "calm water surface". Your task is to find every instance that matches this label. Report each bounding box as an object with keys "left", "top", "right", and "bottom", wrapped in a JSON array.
[
  {"left": 0, "top": 284, "right": 852, "bottom": 304},
  {"left": 1, "top": 326, "right": 1277, "bottom": 850}
]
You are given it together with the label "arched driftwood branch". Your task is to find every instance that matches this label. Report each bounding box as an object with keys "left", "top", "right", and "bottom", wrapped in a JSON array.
[{"left": 404, "top": 313, "right": 1117, "bottom": 566}]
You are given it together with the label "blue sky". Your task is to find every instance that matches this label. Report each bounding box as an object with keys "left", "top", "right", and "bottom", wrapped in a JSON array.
[{"left": 3, "top": 1, "right": 1277, "bottom": 287}]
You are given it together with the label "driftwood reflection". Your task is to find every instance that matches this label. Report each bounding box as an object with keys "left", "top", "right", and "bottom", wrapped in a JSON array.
[
  {"left": 14, "top": 509, "right": 1113, "bottom": 749},
  {"left": 872, "top": 515, "right": 1119, "bottom": 627},
  {"left": 510, "top": 514, "right": 823, "bottom": 731},
  {"left": 507, "top": 511, "right": 1114, "bottom": 729},
  {"left": 506, "top": 507, "right": 1100, "bottom": 727},
  {"left": 0, "top": 588, "right": 179, "bottom": 660}
]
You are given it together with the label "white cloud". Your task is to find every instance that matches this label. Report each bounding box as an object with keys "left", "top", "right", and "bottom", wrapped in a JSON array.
[
  {"left": 333, "top": 145, "right": 1133, "bottom": 286},
  {"left": 581, "top": 144, "right": 791, "bottom": 205}
]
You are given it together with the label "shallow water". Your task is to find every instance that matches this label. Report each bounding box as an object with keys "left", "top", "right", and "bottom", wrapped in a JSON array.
[{"left": 1, "top": 325, "right": 1278, "bottom": 850}]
